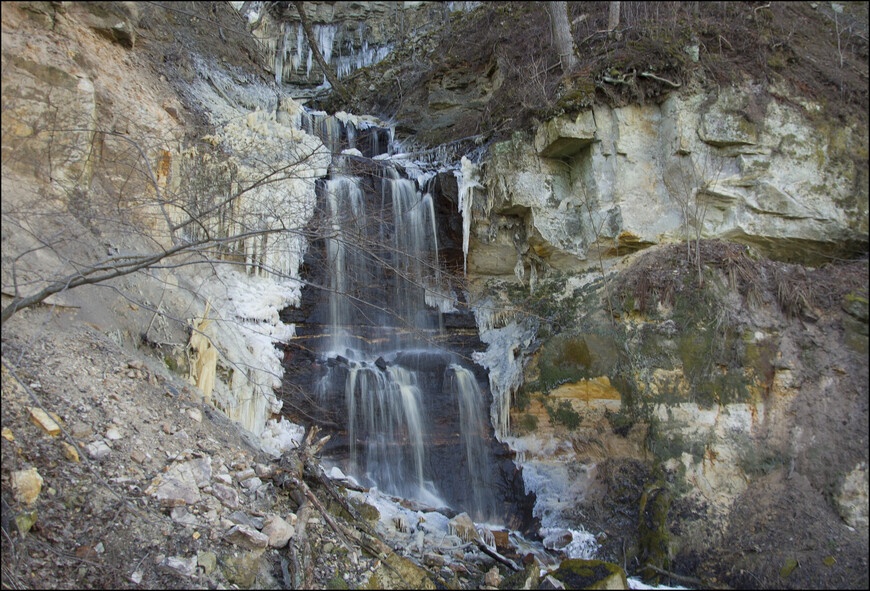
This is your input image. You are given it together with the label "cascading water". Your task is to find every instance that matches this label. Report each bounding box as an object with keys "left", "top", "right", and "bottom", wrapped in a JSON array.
[
  {"left": 446, "top": 363, "right": 497, "bottom": 520},
  {"left": 285, "top": 110, "right": 534, "bottom": 526}
]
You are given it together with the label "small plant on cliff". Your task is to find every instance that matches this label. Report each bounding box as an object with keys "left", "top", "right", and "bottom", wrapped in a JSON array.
[
  {"left": 515, "top": 413, "right": 539, "bottom": 434},
  {"left": 544, "top": 398, "right": 581, "bottom": 430},
  {"left": 666, "top": 137, "right": 725, "bottom": 287}
]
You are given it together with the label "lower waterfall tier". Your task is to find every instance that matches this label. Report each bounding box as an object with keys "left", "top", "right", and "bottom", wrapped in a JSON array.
[{"left": 280, "top": 343, "right": 537, "bottom": 534}]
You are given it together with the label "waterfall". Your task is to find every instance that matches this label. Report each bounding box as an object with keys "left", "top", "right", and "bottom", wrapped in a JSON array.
[
  {"left": 292, "top": 110, "right": 527, "bottom": 522},
  {"left": 337, "top": 361, "right": 436, "bottom": 503},
  {"left": 446, "top": 364, "right": 497, "bottom": 521},
  {"left": 323, "top": 175, "right": 368, "bottom": 354}
]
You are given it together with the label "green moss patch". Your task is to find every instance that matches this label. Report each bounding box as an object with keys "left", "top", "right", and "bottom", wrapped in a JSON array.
[
  {"left": 515, "top": 413, "right": 539, "bottom": 434},
  {"left": 549, "top": 559, "right": 628, "bottom": 590},
  {"left": 544, "top": 399, "right": 581, "bottom": 430},
  {"left": 533, "top": 332, "right": 620, "bottom": 393}
]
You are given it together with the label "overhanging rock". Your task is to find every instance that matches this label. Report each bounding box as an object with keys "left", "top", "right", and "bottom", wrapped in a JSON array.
[{"left": 534, "top": 111, "right": 596, "bottom": 159}]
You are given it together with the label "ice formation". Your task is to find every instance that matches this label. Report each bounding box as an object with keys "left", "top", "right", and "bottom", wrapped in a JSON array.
[
  {"left": 180, "top": 59, "right": 329, "bottom": 442},
  {"left": 454, "top": 156, "right": 482, "bottom": 275}
]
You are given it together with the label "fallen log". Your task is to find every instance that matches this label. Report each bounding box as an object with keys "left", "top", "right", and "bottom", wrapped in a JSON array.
[
  {"left": 289, "top": 498, "right": 314, "bottom": 589},
  {"left": 644, "top": 565, "right": 731, "bottom": 590},
  {"left": 474, "top": 538, "right": 520, "bottom": 571}
]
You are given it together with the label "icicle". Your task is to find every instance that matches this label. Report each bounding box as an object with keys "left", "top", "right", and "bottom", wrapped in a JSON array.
[
  {"left": 454, "top": 156, "right": 482, "bottom": 275},
  {"left": 293, "top": 24, "right": 303, "bottom": 72},
  {"left": 274, "top": 24, "right": 286, "bottom": 84},
  {"left": 514, "top": 254, "right": 525, "bottom": 283},
  {"left": 472, "top": 299, "right": 537, "bottom": 441},
  {"left": 317, "top": 25, "right": 336, "bottom": 85},
  {"left": 529, "top": 262, "right": 538, "bottom": 295},
  {"left": 477, "top": 526, "right": 496, "bottom": 548}
]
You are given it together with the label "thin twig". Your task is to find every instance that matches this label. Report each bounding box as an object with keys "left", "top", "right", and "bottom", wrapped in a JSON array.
[{"left": 640, "top": 71, "right": 681, "bottom": 88}]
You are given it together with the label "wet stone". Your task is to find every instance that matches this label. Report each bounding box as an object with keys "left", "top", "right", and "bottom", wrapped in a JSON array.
[{"left": 234, "top": 468, "right": 256, "bottom": 481}]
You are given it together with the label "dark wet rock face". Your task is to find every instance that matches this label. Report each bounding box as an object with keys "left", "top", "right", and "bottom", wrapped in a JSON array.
[{"left": 279, "top": 115, "right": 536, "bottom": 535}]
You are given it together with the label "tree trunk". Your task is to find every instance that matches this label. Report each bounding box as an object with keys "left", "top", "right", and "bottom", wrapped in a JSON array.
[
  {"left": 608, "top": 1, "right": 621, "bottom": 32},
  {"left": 293, "top": 1, "right": 349, "bottom": 99},
  {"left": 549, "top": 1, "right": 577, "bottom": 71}
]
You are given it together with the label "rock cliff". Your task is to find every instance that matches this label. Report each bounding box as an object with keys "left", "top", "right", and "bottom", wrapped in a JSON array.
[{"left": 2, "top": 1, "right": 868, "bottom": 589}]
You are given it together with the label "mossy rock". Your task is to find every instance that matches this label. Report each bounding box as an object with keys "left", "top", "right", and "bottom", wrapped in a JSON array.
[
  {"left": 556, "top": 75, "right": 597, "bottom": 112},
  {"left": 499, "top": 563, "right": 539, "bottom": 590},
  {"left": 363, "top": 553, "right": 436, "bottom": 590},
  {"left": 349, "top": 498, "right": 380, "bottom": 522},
  {"left": 548, "top": 559, "right": 629, "bottom": 590},
  {"left": 222, "top": 551, "right": 264, "bottom": 589},
  {"left": 638, "top": 486, "right": 671, "bottom": 584},
  {"left": 605, "top": 409, "right": 634, "bottom": 437},
  {"left": 516, "top": 413, "right": 539, "bottom": 433},
  {"left": 327, "top": 573, "right": 350, "bottom": 590},
  {"left": 544, "top": 399, "right": 581, "bottom": 430},
  {"left": 843, "top": 293, "right": 869, "bottom": 323},
  {"left": 327, "top": 499, "right": 353, "bottom": 521},
  {"left": 780, "top": 557, "right": 799, "bottom": 578},
  {"left": 535, "top": 333, "right": 620, "bottom": 392}
]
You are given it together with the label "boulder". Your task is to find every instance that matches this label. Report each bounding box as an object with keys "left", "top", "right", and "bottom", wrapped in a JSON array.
[
  {"left": 835, "top": 462, "right": 869, "bottom": 529},
  {"left": 197, "top": 550, "right": 217, "bottom": 575},
  {"left": 85, "top": 440, "right": 111, "bottom": 460},
  {"left": 261, "top": 514, "right": 295, "bottom": 548},
  {"left": 61, "top": 441, "right": 80, "bottom": 463},
  {"left": 11, "top": 468, "right": 43, "bottom": 505},
  {"left": 547, "top": 559, "right": 629, "bottom": 590},
  {"left": 363, "top": 551, "right": 436, "bottom": 590},
  {"left": 153, "top": 460, "right": 206, "bottom": 506},
  {"left": 228, "top": 511, "right": 264, "bottom": 530},
  {"left": 485, "top": 566, "right": 502, "bottom": 587},
  {"left": 499, "top": 563, "right": 540, "bottom": 590},
  {"left": 538, "top": 574, "right": 566, "bottom": 590},
  {"left": 14, "top": 509, "right": 38, "bottom": 537},
  {"left": 187, "top": 457, "right": 212, "bottom": 488},
  {"left": 222, "top": 551, "right": 264, "bottom": 588},
  {"left": 224, "top": 524, "right": 269, "bottom": 550},
  {"left": 170, "top": 507, "right": 199, "bottom": 527},
  {"left": 159, "top": 555, "right": 198, "bottom": 578}
]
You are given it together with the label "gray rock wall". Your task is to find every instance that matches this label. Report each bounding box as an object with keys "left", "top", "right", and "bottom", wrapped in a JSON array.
[{"left": 467, "top": 84, "right": 868, "bottom": 280}]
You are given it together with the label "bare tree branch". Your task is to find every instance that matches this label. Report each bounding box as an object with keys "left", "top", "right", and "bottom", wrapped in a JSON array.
[{"left": 292, "top": 1, "right": 349, "bottom": 98}]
